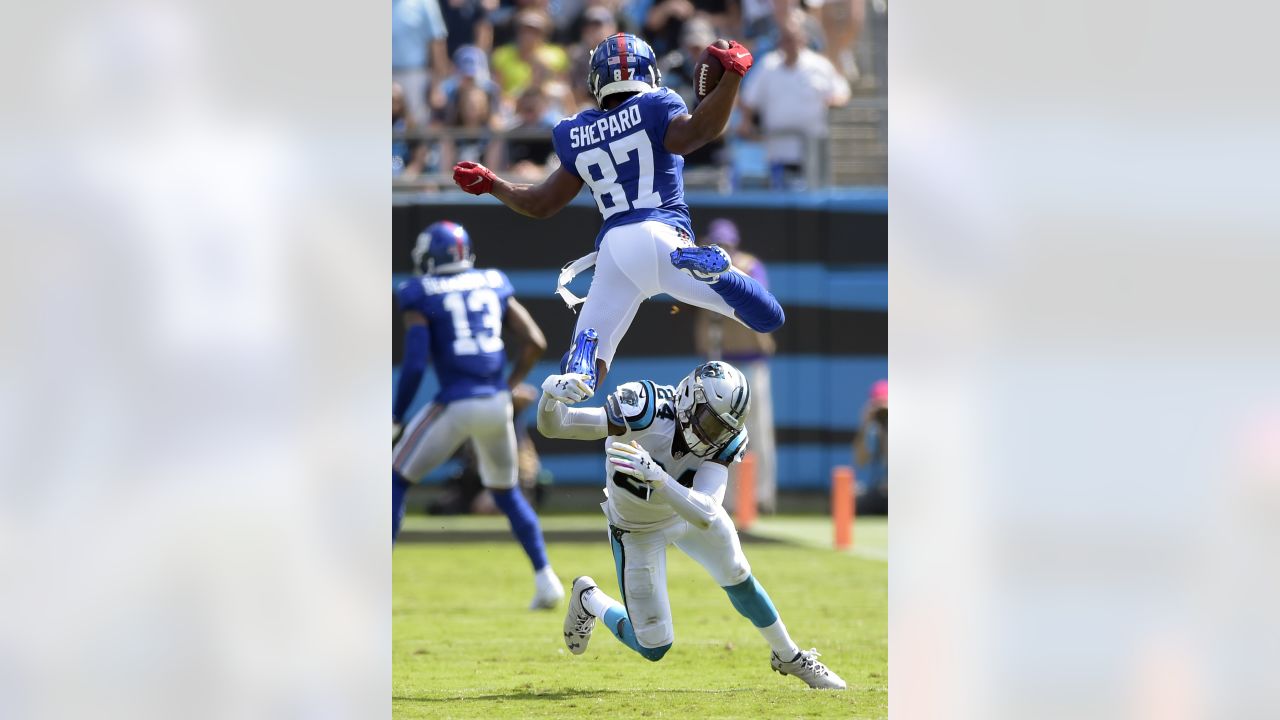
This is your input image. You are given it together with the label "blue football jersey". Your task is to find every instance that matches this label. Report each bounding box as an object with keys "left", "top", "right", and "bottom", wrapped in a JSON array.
[
  {"left": 396, "top": 268, "right": 514, "bottom": 404},
  {"left": 552, "top": 87, "right": 693, "bottom": 247}
]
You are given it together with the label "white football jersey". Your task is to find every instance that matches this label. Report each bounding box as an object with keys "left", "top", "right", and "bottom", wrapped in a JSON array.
[{"left": 600, "top": 380, "right": 748, "bottom": 531}]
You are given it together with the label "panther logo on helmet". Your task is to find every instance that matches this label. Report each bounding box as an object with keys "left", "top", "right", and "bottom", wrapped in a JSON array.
[
  {"left": 675, "top": 361, "right": 750, "bottom": 458},
  {"left": 699, "top": 363, "right": 728, "bottom": 379}
]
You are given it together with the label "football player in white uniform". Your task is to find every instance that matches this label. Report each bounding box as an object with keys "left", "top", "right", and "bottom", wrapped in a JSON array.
[{"left": 537, "top": 361, "right": 846, "bottom": 689}]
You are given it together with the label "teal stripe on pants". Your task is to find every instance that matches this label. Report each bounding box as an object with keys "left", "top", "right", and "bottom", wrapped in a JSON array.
[{"left": 606, "top": 525, "right": 670, "bottom": 661}]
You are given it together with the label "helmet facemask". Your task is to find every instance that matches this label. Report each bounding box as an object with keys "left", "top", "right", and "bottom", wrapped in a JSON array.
[
  {"left": 675, "top": 363, "right": 748, "bottom": 458},
  {"left": 424, "top": 254, "right": 474, "bottom": 275},
  {"left": 586, "top": 34, "right": 662, "bottom": 106},
  {"left": 412, "top": 225, "right": 475, "bottom": 276},
  {"left": 411, "top": 236, "right": 429, "bottom": 276}
]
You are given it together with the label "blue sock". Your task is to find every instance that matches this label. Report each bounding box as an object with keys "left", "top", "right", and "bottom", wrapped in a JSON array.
[
  {"left": 603, "top": 606, "right": 671, "bottom": 661},
  {"left": 722, "top": 575, "right": 780, "bottom": 628},
  {"left": 392, "top": 471, "right": 411, "bottom": 544},
  {"left": 489, "top": 488, "right": 549, "bottom": 571},
  {"left": 710, "top": 271, "right": 785, "bottom": 332}
]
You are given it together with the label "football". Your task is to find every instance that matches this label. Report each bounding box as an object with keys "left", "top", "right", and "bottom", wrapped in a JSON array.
[{"left": 693, "top": 39, "right": 730, "bottom": 103}]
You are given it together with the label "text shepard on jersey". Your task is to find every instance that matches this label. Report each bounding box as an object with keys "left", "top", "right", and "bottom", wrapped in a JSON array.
[{"left": 568, "top": 104, "right": 644, "bottom": 150}]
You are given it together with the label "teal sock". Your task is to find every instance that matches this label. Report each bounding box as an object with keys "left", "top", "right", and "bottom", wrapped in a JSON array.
[
  {"left": 724, "top": 575, "right": 799, "bottom": 656},
  {"left": 722, "top": 575, "right": 780, "bottom": 627}
]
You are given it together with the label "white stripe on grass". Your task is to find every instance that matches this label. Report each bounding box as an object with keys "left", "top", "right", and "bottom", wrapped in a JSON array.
[{"left": 745, "top": 516, "right": 888, "bottom": 563}]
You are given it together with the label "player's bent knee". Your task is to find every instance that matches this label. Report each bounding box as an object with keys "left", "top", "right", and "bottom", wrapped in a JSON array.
[
  {"left": 392, "top": 461, "right": 422, "bottom": 484},
  {"left": 637, "top": 642, "right": 672, "bottom": 662},
  {"left": 480, "top": 476, "right": 518, "bottom": 490},
  {"left": 634, "top": 616, "right": 673, "bottom": 650},
  {"left": 722, "top": 561, "right": 752, "bottom": 588},
  {"left": 709, "top": 556, "right": 751, "bottom": 587},
  {"left": 477, "top": 457, "right": 519, "bottom": 490}
]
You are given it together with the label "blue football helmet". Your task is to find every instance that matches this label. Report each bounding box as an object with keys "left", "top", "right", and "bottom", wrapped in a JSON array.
[
  {"left": 587, "top": 33, "right": 662, "bottom": 105},
  {"left": 412, "top": 221, "right": 474, "bottom": 275}
]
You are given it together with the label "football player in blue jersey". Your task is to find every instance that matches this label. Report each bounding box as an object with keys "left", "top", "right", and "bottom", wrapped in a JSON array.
[
  {"left": 536, "top": 362, "right": 847, "bottom": 689},
  {"left": 392, "top": 220, "right": 565, "bottom": 610},
  {"left": 450, "top": 33, "right": 785, "bottom": 395}
]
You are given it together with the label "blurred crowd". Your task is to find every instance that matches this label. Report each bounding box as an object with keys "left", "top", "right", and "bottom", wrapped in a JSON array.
[{"left": 393, "top": 0, "right": 875, "bottom": 187}]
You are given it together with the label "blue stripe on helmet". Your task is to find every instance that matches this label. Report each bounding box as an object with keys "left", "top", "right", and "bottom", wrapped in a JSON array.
[{"left": 715, "top": 431, "right": 747, "bottom": 463}]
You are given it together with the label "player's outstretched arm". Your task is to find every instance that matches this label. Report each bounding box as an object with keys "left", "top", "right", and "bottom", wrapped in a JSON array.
[
  {"left": 664, "top": 40, "right": 753, "bottom": 156},
  {"left": 503, "top": 298, "right": 547, "bottom": 391},
  {"left": 452, "top": 162, "right": 584, "bottom": 220},
  {"left": 536, "top": 374, "right": 613, "bottom": 440}
]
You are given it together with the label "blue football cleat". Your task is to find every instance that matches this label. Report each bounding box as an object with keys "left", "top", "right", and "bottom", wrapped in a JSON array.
[
  {"left": 670, "top": 245, "right": 731, "bottom": 282},
  {"left": 560, "top": 328, "right": 600, "bottom": 391}
]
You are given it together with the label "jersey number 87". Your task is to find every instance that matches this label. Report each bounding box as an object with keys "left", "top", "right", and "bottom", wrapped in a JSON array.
[{"left": 575, "top": 130, "right": 661, "bottom": 220}]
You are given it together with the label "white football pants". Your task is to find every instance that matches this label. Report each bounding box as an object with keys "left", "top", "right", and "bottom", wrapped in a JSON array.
[
  {"left": 576, "top": 221, "right": 741, "bottom": 367},
  {"left": 393, "top": 392, "right": 517, "bottom": 489},
  {"left": 606, "top": 504, "right": 752, "bottom": 649}
]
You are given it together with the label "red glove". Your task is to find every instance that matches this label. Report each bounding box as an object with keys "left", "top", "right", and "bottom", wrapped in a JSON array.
[
  {"left": 453, "top": 161, "right": 497, "bottom": 195},
  {"left": 705, "top": 40, "right": 753, "bottom": 77}
]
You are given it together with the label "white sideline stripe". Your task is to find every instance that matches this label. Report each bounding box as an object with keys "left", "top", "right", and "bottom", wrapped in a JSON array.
[
  {"left": 846, "top": 547, "right": 888, "bottom": 562},
  {"left": 745, "top": 527, "right": 889, "bottom": 563}
]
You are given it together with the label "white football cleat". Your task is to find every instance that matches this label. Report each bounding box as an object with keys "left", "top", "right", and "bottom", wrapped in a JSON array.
[
  {"left": 562, "top": 576, "right": 598, "bottom": 655},
  {"left": 771, "top": 648, "right": 847, "bottom": 690},
  {"left": 530, "top": 567, "right": 565, "bottom": 610}
]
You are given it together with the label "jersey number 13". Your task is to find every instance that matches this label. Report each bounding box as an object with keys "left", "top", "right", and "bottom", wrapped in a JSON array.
[{"left": 442, "top": 288, "right": 503, "bottom": 356}]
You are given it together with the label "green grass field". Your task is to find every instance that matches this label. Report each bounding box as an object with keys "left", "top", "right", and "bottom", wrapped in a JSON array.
[{"left": 394, "top": 515, "right": 887, "bottom": 719}]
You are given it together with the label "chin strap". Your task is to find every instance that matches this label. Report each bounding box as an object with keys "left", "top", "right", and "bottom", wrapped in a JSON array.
[{"left": 556, "top": 252, "right": 598, "bottom": 310}]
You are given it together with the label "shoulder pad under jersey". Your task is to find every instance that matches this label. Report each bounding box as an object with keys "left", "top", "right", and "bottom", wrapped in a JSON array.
[{"left": 606, "top": 380, "right": 659, "bottom": 432}]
